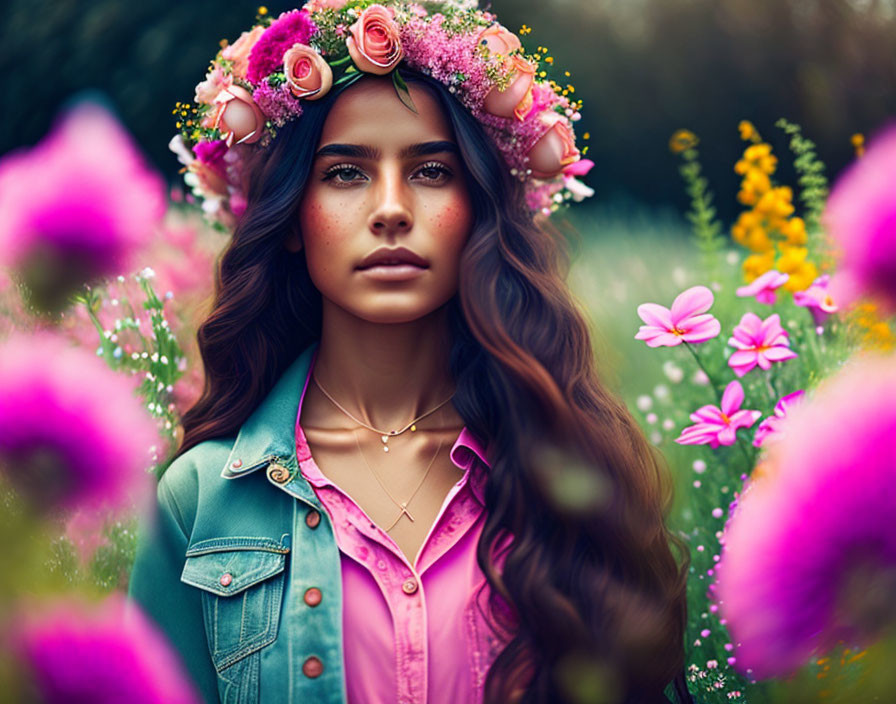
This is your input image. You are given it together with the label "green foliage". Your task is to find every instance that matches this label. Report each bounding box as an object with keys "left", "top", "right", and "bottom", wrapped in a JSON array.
[
  {"left": 677, "top": 146, "right": 726, "bottom": 281},
  {"left": 775, "top": 118, "right": 830, "bottom": 236}
]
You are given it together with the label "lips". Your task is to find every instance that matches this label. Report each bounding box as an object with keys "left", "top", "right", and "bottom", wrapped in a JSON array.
[{"left": 357, "top": 246, "right": 429, "bottom": 270}]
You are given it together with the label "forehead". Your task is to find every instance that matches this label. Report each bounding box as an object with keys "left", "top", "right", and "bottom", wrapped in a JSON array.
[{"left": 318, "top": 77, "right": 454, "bottom": 149}]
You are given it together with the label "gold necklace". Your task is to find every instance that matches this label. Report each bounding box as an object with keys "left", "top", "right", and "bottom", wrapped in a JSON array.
[
  {"left": 312, "top": 373, "right": 454, "bottom": 452},
  {"left": 354, "top": 431, "right": 445, "bottom": 532}
]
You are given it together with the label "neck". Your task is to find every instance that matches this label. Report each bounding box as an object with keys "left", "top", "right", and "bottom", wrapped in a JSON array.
[{"left": 312, "top": 299, "right": 457, "bottom": 432}]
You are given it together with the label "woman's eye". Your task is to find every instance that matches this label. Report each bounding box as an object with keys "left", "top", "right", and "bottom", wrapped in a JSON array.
[
  {"left": 414, "top": 162, "right": 452, "bottom": 183},
  {"left": 322, "top": 165, "right": 366, "bottom": 184}
]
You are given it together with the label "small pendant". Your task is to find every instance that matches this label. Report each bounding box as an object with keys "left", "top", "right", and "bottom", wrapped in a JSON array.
[
  {"left": 383, "top": 445, "right": 389, "bottom": 452},
  {"left": 400, "top": 501, "right": 407, "bottom": 508},
  {"left": 382, "top": 435, "right": 389, "bottom": 444},
  {"left": 411, "top": 424, "right": 416, "bottom": 432}
]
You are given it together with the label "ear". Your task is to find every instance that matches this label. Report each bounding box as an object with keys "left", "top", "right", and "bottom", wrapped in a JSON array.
[{"left": 284, "top": 224, "right": 303, "bottom": 253}]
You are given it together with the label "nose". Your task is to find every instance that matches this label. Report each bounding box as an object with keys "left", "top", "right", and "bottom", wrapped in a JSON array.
[{"left": 367, "top": 166, "right": 413, "bottom": 236}]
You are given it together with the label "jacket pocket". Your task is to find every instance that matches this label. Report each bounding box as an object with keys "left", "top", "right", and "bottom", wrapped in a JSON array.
[{"left": 181, "top": 537, "right": 289, "bottom": 701}]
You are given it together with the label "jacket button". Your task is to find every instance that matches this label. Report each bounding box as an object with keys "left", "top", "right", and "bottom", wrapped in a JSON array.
[
  {"left": 305, "top": 509, "right": 321, "bottom": 528},
  {"left": 267, "top": 462, "right": 290, "bottom": 484},
  {"left": 402, "top": 578, "right": 418, "bottom": 595},
  {"left": 231, "top": 459, "right": 243, "bottom": 469},
  {"left": 219, "top": 573, "right": 233, "bottom": 587},
  {"left": 304, "top": 587, "right": 322, "bottom": 607},
  {"left": 302, "top": 656, "right": 323, "bottom": 678}
]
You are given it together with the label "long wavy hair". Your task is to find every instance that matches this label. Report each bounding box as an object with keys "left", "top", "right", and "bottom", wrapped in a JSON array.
[{"left": 178, "top": 67, "right": 691, "bottom": 704}]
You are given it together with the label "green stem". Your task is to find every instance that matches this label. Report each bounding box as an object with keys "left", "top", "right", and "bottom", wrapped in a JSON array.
[{"left": 683, "top": 342, "right": 723, "bottom": 406}]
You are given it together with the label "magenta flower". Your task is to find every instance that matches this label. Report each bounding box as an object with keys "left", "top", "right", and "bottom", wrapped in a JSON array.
[
  {"left": 10, "top": 593, "right": 199, "bottom": 704},
  {"left": 793, "top": 275, "right": 839, "bottom": 327},
  {"left": 0, "top": 332, "right": 157, "bottom": 514},
  {"left": 675, "top": 380, "right": 761, "bottom": 448},
  {"left": 735, "top": 270, "right": 789, "bottom": 305},
  {"left": 0, "top": 100, "right": 165, "bottom": 312},
  {"left": 753, "top": 389, "right": 805, "bottom": 448},
  {"left": 727, "top": 312, "right": 798, "bottom": 377},
  {"left": 717, "top": 356, "right": 896, "bottom": 679},
  {"left": 245, "top": 9, "right": 317, "bottom": 85},
  {"left": 635, "top": 285, "right": 722, "bottom": 347},
  {"left": 825, "top": 123, "right": 896, "bottom": 311}
]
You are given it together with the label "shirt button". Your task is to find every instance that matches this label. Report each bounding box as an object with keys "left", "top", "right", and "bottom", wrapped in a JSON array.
[
  {"left": 267, "top": 462, "right": 290, "bottom": 484},
  {"left": 302, "top": 656, "right": 324, "bottom": 678},
  {"left": 305, "top": 509, "right": 321, "bottom": 529},
  {"left": 376, "top": 559, "right": 387, "bottom": 570},
  {"left": 402, "top": 578, "right": 418, "bottom": 595},
  {"left": 219, "top": 573, "right": 233, "bottom": 587},
  {"left": 304, "top": 587, "right": 322, "bottom": 607}
]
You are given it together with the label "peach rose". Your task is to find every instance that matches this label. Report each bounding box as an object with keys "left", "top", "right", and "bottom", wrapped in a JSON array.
[
  {"left": 527, "top": 113, "right": 580, "bottom": 179},
  {"left": 194, "top": 65, "right": 232, "bottom": 105},
  {"left": 477, "top": 24, "right": 522, "bottom": 56},
  {"left": 203, "top": 85, "right": 266, "bottom": 147},
  {"left": 482, "top": 56, "right": 535, "bottom": 121},
  {"left": 221, "top": 26, "right": 266, "bottom": 81},
  {"left": 283, "top": 44, "right": 333, "bottom": 100},
  {"left": 303, "top": 0, "right": 349, "bottom": 11},
  {"left": 346, "top": 4, "right": 403, "bottom": 75}
]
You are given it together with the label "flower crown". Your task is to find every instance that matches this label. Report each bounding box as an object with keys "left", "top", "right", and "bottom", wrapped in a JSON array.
[{"left": 170, "top": 0, "right": 594, "bottom": 230}]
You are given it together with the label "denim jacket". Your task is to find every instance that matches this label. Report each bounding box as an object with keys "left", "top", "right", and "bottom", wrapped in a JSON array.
[{"left": 129, "top": 343, "right": 348, "bottom": 704}]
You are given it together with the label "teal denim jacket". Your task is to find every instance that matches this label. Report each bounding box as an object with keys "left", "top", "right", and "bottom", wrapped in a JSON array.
[{"left": 129, "top": 343, "right": 348, "bottom": 704}]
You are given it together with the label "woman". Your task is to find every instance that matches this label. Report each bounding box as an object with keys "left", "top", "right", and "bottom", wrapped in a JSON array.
[{"left": 129, "top": 3, "right": 692, "bottom": 703}]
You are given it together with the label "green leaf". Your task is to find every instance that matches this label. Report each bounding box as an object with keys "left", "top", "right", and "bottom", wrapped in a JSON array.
[{"left": 392, "top": 71, "right": 418, "bottom": 114}]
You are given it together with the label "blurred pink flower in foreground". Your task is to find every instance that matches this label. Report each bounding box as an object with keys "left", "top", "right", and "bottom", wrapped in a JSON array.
[
  {"left": 635, "top": 285, "right": 721, "bottom": 347},
  {"left": 0, "top": 99, "right": 166, "bottom": 311},
  {"left": 752, "top": 389, "right": 805, "bottom": 448},
  {"left": 736, "top": 270, "right": 789, "bottom": 305},
  {"left": 8, "top": 592, "right": 199, "bottom": 704},
  {"left": 675, "top": 380, "right": 761, "bottom": 448},
  {"left": 727, "top": 312, "right": 798, "bottom": 377},
  {"left": 793, "top": 275, "right": 839, "bottom": 328},
  {"left": 0, "top": 332, "right": 157, "bottom": 514},
  {"left": 824, "top": 124, "right": 896, "bottom": 311},
  {"left": 717, "top": 355, "right": 896, "bottom": 679}
]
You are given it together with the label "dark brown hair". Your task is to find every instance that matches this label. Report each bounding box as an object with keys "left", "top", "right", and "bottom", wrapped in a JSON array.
[{"left": 178, "top": 68, "right": 691, "bottom": 704}]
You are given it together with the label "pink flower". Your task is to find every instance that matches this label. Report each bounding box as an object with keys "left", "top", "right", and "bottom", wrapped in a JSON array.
[
  {"left": 202, "top": 85, "right": 267, "bottom": 147},
  {"left": 716, "top": 356, "right": 896, "bottom": 678},
  {"left": 193, "top": 64, "right": 232, "bottom": 105},
  {"left": 635, "top": 285, "right": 722, "bottom": 347},
  {"left": 476, "top": 23, "right": 522, "bottom": 55},
  {"left": 527, "top": 112, "right": 580, "bottom": 179},
  {"left": 824, "top": 123, "right": 896, "bottom": 310},
  {"left": 727, "top": 312, "right": 798, "bottom": 377},
  {"left": 0, "top": 332, "right": 157, "bottom": 514},
  {"left": 10, "top": 593, "right": 200, "bottom": 704},
  {"left": 482, "top": 56, "right": 536, "bottom": 121},
  {"left": 347, "top": 4, "right": 404, "bottom": 75},
  {"left": 563, "top": 158, "right": 594, "bottom": 177},
  {"left": 735, "top": 269, "right": 789, "bottom": 305},
  {"left": 675, "top": 380, "right": 761, "bottom": 448},
  {"left": 0, "top": 101, "right": 165, "bottom": 312},
  {"left": 220, "top": 25, "right": 266, "bottom": 81},
  {"left": 283, "top": 43, "right": 333, "bottom": 100},
  {"left": 753, "top": 390, "right": 805, "bottom": 448},
  {"left": 793, "top": 274, "right": 839, "bottom": 327},
  {"left": 246, "top": 9, "right": 317, "bottom": 85}
]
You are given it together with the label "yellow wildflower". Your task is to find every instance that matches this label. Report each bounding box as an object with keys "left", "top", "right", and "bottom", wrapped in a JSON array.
[
  {"left": 739, "top": 120, "right": 760, "bottom": 142},
  {"left": 777, "top": 247, "right": 818, "bottom": 291},
  {"left": 742, "top": 250, "right": 776, "bottom": 281},
  {"left": 851, "top": 133, "right": 865, "bottom": 158},
  {"left": 731, "top": 212, "right": 773, "bottom": 253},
  {"left": 779, "top": 216, "right": 808, "bottom": 246},
  {"left": 669, "top": 129, "right": 699, "bottom": 153},
  {"left": 257, "top": 5, "right": 268, "bottom": 15},
  {"left": 737, "top": 169, "right": 772, "bottom": 206},
  {"left": 754, "top": 186, "right": 795, "bottom": 220},
  {"left": 735, "top": 143, "right": 778, "bottom": 176}
]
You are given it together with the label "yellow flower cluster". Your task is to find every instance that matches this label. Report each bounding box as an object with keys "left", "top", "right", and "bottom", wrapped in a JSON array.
[
  {"left": 847, "top": 302, "right": 894, "bottom": 351},
  {"left": 732, "top": 122, "right": 818, "bottom": 292}
]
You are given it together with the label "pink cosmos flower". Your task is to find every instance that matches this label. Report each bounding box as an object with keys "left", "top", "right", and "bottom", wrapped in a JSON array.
[
  {"left": 717, "top": 355, "right": 896, "bottom": 679},
  {"left": 10, "top": 593, "right": 199, "bottom": 704},
  {"left": 824, "top": 123, "right": 896, "bottom": 311},
  {"left": 753, "top": 389, "right": 805, "bottom": 448},
  {"left": 0, "top": 100, "right": 165, "bottom": 312},
  {"left": 735, "top": 270, "right": 789, "bottom": 305},
  {"left": 0, "top": 332, "right": 157, "bottom": 514},
  {"left": 675, "top": 380, "right": 761, "bottom": 448},
  {"left": 727, "top": 312, "right": 798, "bottom": 377},
  {"left": 635, "top": 285, "right": 722, "bottom": 347},
  {"left": 793, "top": 274, "right": 839, "bottom": 327}
]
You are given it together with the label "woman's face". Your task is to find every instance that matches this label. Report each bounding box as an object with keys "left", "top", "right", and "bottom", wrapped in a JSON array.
[{"left": 292, "top": 77, "right": 474, "bottom": 324}]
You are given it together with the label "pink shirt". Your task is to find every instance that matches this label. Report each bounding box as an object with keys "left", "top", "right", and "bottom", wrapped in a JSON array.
[{"left": 294, "top": 353, "right": 516, "bottom": 704}]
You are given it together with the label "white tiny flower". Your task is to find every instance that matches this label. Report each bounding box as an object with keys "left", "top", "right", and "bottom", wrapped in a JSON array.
[
  {"left": 693, "top": 369, "right": 710, "bottom": 386},
  {"left": 564, "top": 177, "right": 594, "bottom": 202},
  {"left": 662, "top": 360, "right": 684, "bottom": 383},
  {"left": 636, "top": 395, "right": 653, "bottom": 412},
  {"left": 649, "top": 431, "right": 662, "bottom": 444},
  {"left": 646, "top": 412, "right": 658, "bottom": 424},
  {"left": 693, "top": 459, "right": 707, "bottom": 474},
  {"left": 710, "top": 281, "right": 722, "bottom": 292},
  {"left": 653, "top": 384, "right": 669, "bottom": 400},
  {"left": 662, "top": 418, "right": 675, "bottom": 431},
  {"left": 726, "top": 251, "right": 739, "bottom": 265},
  {"left": 140, "top": 267, "right": 156, "bottom": 280},
  {"left": 160, "top": 355, "right": 169, "bottom": 365}
]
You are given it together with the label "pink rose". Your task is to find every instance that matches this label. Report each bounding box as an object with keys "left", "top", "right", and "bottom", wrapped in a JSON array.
[
  {"left": 221, "top": 26, "right": 266, "bottom": 81},
  {"left": 482, "top": 56, "right": 536, "bottom": 121},
  {"left": 194, "top": 65, "right": 232, "bottom": 105},
  {"left": 303, "top": 0, "right": 349, "bottom": 11},
  {"left": 346, "top": 4, "right": 403, "bottom": 75},
  {"left": 283, "top": 44, "right": 333, "bottom": 100},
  {"left": 477, "top": 24, "right": 522, "bottom": 55},
  {"left": 527, "top": 113, "right": 580, "bottom": 180},
  {"left": 202, "top": 85, "right": 267, "bottom": 147}
]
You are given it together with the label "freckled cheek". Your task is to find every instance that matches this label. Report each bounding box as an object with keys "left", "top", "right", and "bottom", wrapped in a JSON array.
[
  {"left": 300, "top": 197, "right": 356, "bottom": 264},
  {"left": 431, "top": 194, "right": 474, "bottom": 243}
]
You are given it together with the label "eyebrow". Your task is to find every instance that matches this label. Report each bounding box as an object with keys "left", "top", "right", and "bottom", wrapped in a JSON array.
[{"left": 313, "top": 140, "right": 460, "bottom": 160}]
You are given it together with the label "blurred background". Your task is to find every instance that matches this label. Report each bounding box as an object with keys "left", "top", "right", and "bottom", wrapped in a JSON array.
[{"left": 2, "top": 0, "right": 894, "bottom": 222}]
